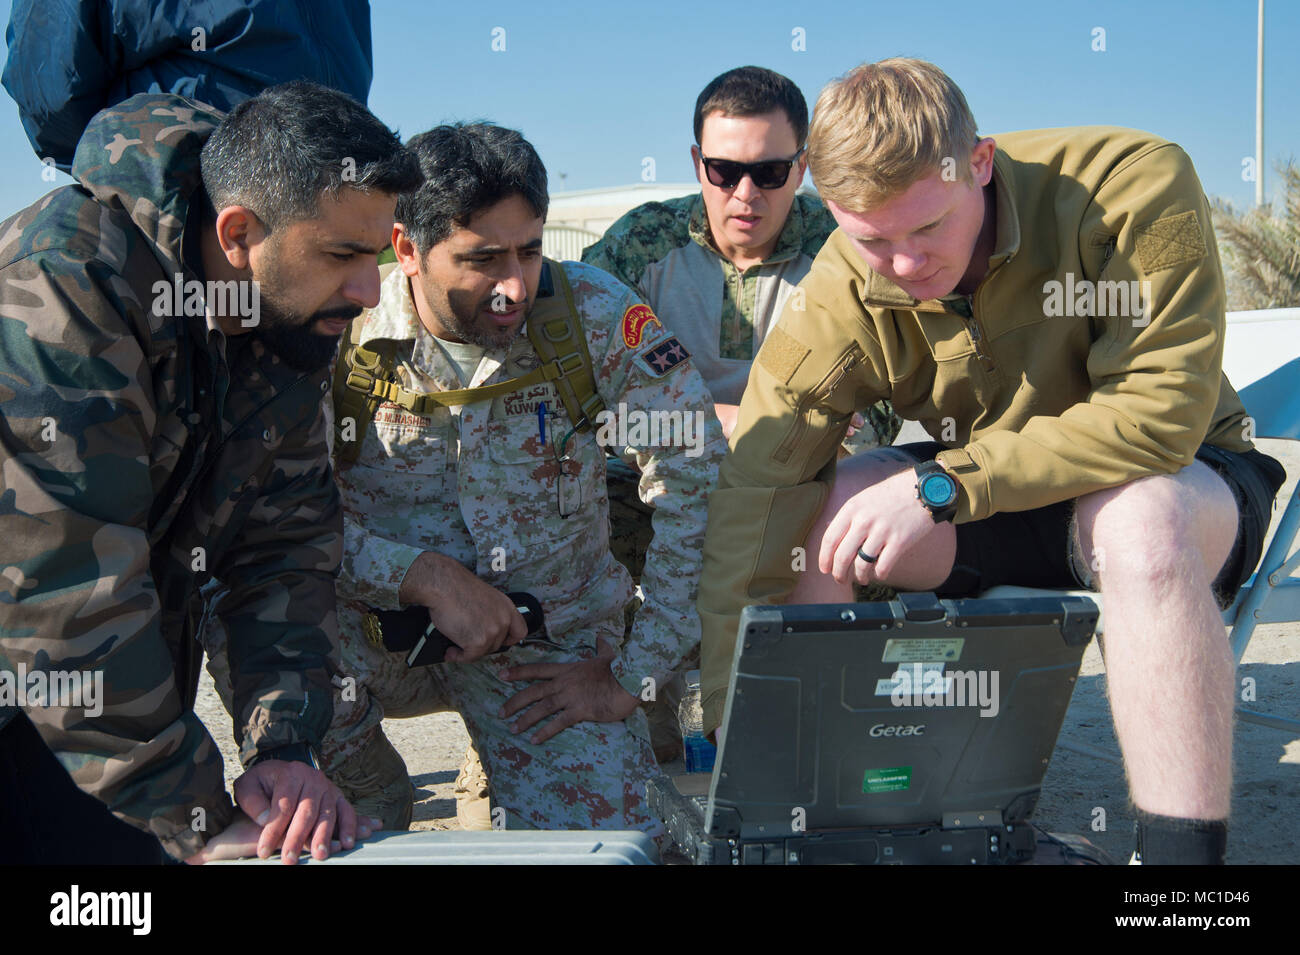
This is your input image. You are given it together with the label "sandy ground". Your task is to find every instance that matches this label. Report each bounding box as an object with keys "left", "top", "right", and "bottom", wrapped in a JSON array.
[{"left": 193, "top": 435, "right": 1299, "bottom": 863}]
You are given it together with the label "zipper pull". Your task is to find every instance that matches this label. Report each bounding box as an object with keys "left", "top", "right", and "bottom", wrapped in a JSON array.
[
  {"left": 820, "top": 351, "right": 860, "bottom": 398},
  {"left": 951, "top": 295, "right": 994, "bottom": 367}
]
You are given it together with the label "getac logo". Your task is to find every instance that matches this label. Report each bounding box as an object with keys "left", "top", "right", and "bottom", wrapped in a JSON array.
[{"left": 869, "top": 723, "right": 925, "bottom": 738}]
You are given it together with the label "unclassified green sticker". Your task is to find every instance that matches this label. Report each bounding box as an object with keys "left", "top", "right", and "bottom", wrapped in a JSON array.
[
  {"left": 863, "top": 767, "right": 913, "bottom": 793},
  {"left": 882, "top": 638, "right": 964, "bottom": 663}
]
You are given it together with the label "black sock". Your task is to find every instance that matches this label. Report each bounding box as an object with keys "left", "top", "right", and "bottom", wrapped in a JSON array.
[{"left": 1134, "top": 809, "right": 1227, "bottom": 865}]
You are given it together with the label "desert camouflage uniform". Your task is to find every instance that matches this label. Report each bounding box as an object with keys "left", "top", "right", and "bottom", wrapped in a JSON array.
[
  {"left": 274, "top": 262, "right": 723, "bottom": 835},
  {"left": 0, "top": 94, "right": 341, "bottom": 861}
]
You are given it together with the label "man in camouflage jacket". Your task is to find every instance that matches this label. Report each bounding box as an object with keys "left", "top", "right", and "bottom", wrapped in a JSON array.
[{"left": 0, "top": 84, "right": 419, "bottom": 863}]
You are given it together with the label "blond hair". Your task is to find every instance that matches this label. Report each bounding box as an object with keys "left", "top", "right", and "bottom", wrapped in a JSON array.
[{"left": 808, "top": 58, "right": 978, "bottom": 211}]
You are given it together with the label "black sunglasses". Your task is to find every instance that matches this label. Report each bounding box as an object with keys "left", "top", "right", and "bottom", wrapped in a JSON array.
[{"left": 697, "top": 147, "right": 805, "bottom": 190}]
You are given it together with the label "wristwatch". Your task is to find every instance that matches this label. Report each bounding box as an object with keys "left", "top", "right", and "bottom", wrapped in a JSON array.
[{"left": 914, "top": 460, "right": 960, "bottom": 523}]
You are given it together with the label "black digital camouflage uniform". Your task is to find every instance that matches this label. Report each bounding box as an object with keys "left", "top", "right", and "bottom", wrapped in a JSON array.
[{"left": 0, "top": 93, "right": 341, "bottom": 860}]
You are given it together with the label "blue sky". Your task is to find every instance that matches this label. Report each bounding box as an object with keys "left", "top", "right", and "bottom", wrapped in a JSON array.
[{"left": 1, "top": 0, "right": 1296, "bottom": 216}]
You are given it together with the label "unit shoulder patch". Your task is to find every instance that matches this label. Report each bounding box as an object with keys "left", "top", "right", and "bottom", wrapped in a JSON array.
[
  {"left": 757, "top": 326, "right": 811, "bottom": 384},
  {"left": 637, "top": 336, "right": 691, "bottom": 377},
  {"left": 1135, "top": 210, "right": 1206, "bottom": 273},
  {"left": 621, "top": 303, "right": 663, "bottom": 348}
]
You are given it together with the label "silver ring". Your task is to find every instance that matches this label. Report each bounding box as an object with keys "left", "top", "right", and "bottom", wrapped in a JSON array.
[{"left": 857, "top": 547, "right": 878, "bottom": 564}]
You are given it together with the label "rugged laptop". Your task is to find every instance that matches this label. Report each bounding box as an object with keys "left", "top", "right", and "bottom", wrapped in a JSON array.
[{"left": 648, "top": 592, "right": 1099, "bottom": 865}]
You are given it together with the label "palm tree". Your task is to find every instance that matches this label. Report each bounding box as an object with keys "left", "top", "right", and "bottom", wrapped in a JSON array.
[{"left": 1212, "top": 161, "right": 1300, "bottom": 310}]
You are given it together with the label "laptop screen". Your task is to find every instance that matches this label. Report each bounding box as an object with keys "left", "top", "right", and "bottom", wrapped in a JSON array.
[{"left": 705, "top": 593, "right": 1098, "bottom": 841}]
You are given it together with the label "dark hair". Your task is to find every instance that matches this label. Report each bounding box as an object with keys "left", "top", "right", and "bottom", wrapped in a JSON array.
[
  {"left": 395, "top": 123, "right": 548, "bottom": 254},
  {"left": 693, "top": 66, "right": 809, "bottom": 147},
  {"left": 200, "top": 81, "right": 421, "bottom": 229}
]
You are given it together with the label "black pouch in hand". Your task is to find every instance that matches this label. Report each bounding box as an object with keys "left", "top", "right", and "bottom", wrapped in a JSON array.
[
  {"left": 360, "top": 605, "right": 430, "bottom": 653},
  {"left": 360, "top": 594, "right": 544, "bottom": 667}
]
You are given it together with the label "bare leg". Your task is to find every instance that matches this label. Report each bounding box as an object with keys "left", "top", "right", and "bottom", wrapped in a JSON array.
[
  {"left": 1074, "top": 460, "right": 1237, "bottom": 819},
  {"left": 789, "top": 448, "right": 958, "bottom": 603}
]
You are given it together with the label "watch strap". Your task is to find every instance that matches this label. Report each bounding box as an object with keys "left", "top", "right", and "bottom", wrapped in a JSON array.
[{"left": 248, "top": 741, "right": 319, "bottom": 770}]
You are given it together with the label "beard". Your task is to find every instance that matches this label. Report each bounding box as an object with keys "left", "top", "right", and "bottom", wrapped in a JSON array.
[
  {"left": 254, "top": 293, "right": 360, "bottom": 373},
  {"left": 432, "top": 284, "right": 528, "bottom": 350}
]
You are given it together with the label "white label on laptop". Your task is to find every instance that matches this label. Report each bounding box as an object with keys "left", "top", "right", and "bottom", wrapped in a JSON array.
[
  {"left": 875, "top": 662, "right": 947, "bottom": 697},
  {"left": 882, "top": 638, "right": 964, "bottom": 663}
]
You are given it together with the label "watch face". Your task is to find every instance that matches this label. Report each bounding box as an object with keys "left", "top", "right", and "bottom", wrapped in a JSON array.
[{"left": 920, "top": 472, "right": 958, "bottom": 508}]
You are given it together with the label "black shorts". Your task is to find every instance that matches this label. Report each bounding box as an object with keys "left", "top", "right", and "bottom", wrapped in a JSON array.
[{"left": 896, "top": 441, "right": 1288, "bottom": 611}]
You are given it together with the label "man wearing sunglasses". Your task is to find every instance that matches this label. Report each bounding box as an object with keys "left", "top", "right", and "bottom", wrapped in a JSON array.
[
  {"left": 586, "top": 66, "right": 898, "bottom": 449},
  {"left": 584, "top": 65, "right": 901, "bottom": 761}
]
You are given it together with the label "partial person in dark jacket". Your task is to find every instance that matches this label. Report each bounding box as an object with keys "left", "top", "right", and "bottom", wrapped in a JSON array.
[
  {"left": 0, "top": 82, "right": 420, "bottom": 864},
  {"left": 3, "top": 0, "right": 373, "bottom": 171}
]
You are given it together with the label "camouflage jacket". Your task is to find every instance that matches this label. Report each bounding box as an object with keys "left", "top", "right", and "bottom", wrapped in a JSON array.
[
  {"left": 0, "top": 94, "right": 340, "bottom": 859},
  {"left": 332, "top": 262, "right": 724, "bottom": 696}
]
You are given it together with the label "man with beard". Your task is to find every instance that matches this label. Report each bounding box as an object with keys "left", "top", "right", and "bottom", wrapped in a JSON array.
[
  {"left": 0, "top": 82, "right": 421, "bottom": 864},
  {"left": 241, "top": 122, "right": 724, "bottom": 838}
]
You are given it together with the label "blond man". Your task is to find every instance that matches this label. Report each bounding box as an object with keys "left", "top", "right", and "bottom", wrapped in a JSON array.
[{"left": 697, "top": 58, "right": 1285, "bottom": 865}]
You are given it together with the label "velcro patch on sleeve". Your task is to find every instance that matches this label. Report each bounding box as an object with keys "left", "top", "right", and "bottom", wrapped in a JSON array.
[
  {"left": 757, "top": 326, "right": 811, "bottom": 384},
  {"left": 1134, "top": 210, "right": 1206, "bottom": 274},
  {"left": 638, "top": 336, "right": 691, "bottom": 376},
  {"left": 621, "top": 303, "right": 663, "bottom": 348}
]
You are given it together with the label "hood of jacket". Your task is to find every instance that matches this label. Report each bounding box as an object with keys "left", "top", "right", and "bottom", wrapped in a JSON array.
[{"left": 70, "top": 91, "right": 224, "bottom": 279}]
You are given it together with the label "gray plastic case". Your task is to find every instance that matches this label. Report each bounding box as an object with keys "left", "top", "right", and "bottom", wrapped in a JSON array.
[{"left": 213, "top": 829, "right": 659, "bottom": 865}]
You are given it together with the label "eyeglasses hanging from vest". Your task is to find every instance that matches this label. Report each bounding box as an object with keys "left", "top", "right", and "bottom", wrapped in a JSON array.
[{"left": 553, "top": 422, "right": 582, "bottom": 518}]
